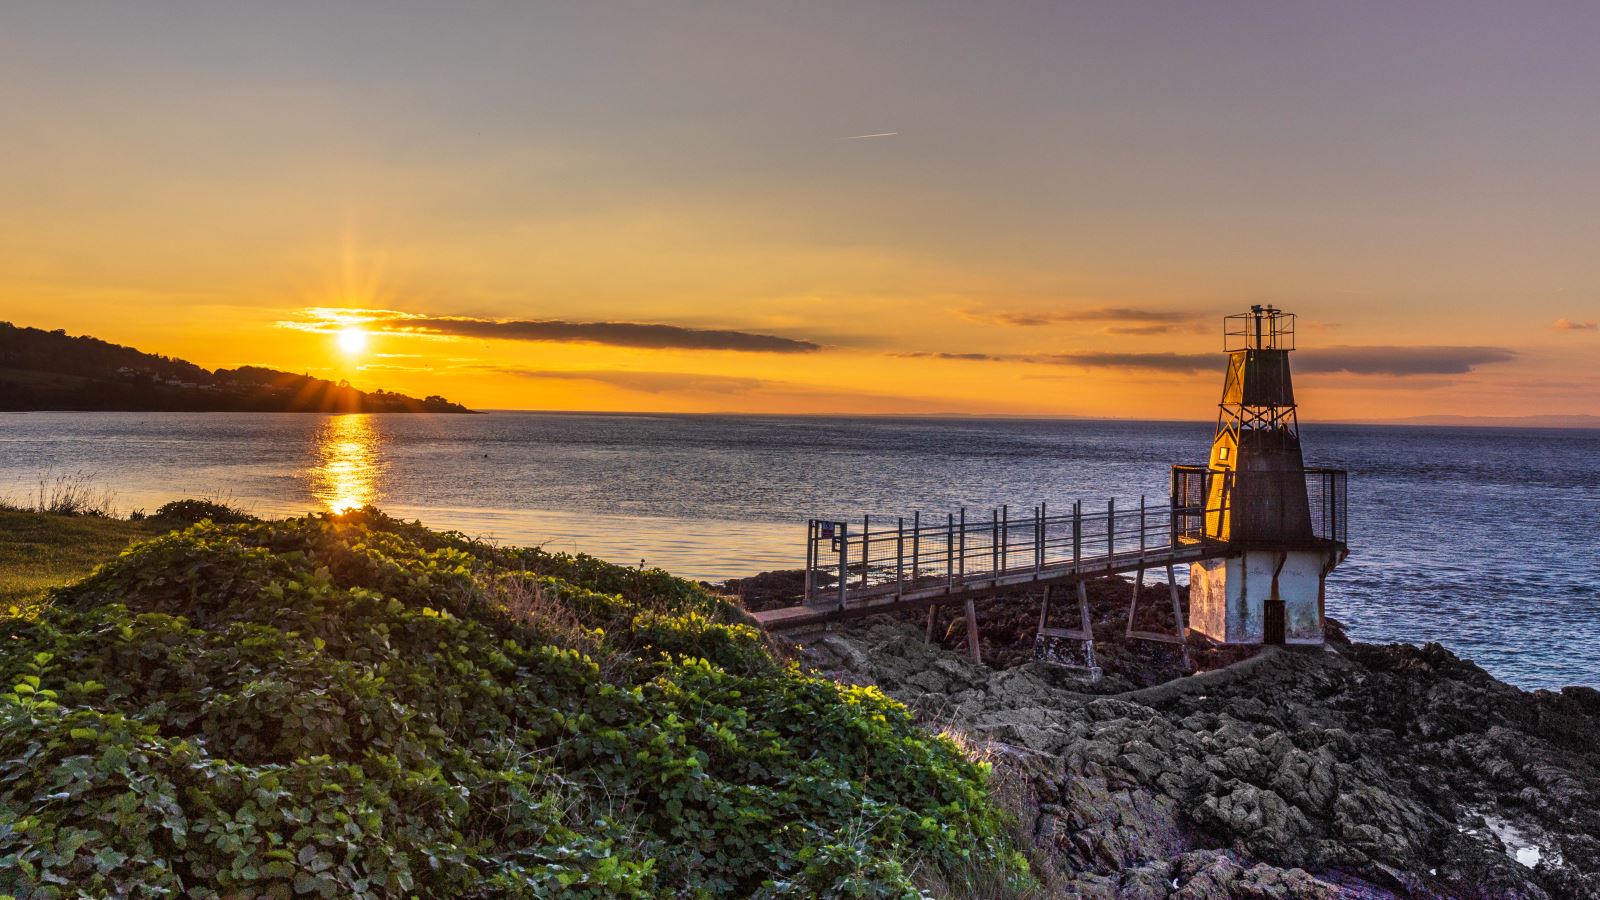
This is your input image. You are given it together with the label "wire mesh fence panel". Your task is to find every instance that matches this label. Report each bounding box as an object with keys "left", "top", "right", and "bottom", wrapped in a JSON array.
[{"left": 1304, "top": 468, "right": 1348, "bottom": 545}]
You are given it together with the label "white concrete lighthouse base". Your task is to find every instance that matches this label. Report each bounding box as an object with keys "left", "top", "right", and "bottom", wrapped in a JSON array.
[{"left": 1188, "top": 550, "right": 1333, "bottom": 645}]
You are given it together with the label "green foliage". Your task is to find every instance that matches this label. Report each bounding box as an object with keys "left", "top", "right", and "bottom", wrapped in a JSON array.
[
  {"left": 0, "top": 508, "right": 1025, "bottom": 897},
  {"left": 146, "top": 498, "right": 258, "bottom": 528}
]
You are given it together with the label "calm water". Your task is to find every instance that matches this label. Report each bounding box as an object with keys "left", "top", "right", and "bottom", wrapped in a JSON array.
[{"left": 2, "top": 412, "right": 1597, "bottom": 689}]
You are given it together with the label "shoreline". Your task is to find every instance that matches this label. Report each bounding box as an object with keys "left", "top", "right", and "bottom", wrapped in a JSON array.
[{"left": 3, "top": 505, "right": 1599, "bottom": 896}]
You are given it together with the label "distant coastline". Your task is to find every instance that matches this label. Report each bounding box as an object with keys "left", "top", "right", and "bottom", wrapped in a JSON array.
[
  {"left": 1362, "top": 413, "right": 1600, "bottom": 429},
  {"left": 0, "top": 322, "right": 474, "bottom": 414},
  {"left": 474, "top": 408, "right": 1600, "bottom": 430}
]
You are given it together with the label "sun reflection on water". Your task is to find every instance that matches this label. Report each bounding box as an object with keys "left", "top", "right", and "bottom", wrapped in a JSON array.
[{"left": 312, "top": 414, "right": 380, "bottom": 513}]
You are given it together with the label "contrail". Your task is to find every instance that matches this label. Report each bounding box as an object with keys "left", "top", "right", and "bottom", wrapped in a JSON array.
[{"left": 839, "top": 132, "right": 898, "bottom": 140}]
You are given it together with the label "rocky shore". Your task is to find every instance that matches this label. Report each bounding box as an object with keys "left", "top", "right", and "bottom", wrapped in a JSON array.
[{"left": 724, "top": 573, "right": 1600, "bottom": 898}]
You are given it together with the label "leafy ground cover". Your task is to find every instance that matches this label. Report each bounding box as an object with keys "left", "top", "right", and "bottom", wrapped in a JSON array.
[
  {"left": 0, "top": 508, "right": 1027, "bottom": 897},
  {"left": 0, "top": 500, "right": 255, "bottom": 619}
]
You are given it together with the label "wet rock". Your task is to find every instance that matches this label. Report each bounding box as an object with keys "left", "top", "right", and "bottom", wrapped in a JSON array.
[{"left": 787, "top": 619, "right": 1600, "bottom": 897}]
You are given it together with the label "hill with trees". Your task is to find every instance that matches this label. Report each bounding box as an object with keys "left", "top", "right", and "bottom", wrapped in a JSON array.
[{"left": 0, "top": 322, "right": 471, "bottom": 413}]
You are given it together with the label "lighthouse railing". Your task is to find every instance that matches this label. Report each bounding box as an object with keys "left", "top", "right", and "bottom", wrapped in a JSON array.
[
  {"left": 1169, "top": 464, "right": 1347, "bottom": 548},
  {"left": 1303, "top": 467, "right": 1349, "bottom": 546}
]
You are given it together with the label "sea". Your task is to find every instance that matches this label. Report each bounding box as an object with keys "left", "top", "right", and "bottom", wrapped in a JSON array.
[{"left": 2, "top": 411, "right": 1596, "bottom": 690}]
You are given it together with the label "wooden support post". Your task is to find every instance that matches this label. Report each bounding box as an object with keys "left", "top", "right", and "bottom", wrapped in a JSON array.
[
  {"left": 925, "top": 603, "right": 938, "bottom": 644},
  {"left": 1037, "top": 584, "right": 1052, "bottom": 633},
  {"left": 1077, "top": 580, "right": 1097, "bottom": 671},
  {"left": 1125, "top": 563, "right": 1145, "bottom": 637},
  {"left": 895, "top": 517, "right": 905, "bottom": 599},
  {"left": 1167, "top": 563, "right": 1192, "bottom": 669},
  {"left": 964, "top": 597, "right": 982, "bottom": 664}
]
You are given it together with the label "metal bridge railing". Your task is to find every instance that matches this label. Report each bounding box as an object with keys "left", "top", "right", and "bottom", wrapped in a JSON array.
[
  {"left": 804, "top": 496, "right": 1179, "bottom": 605},
  {"left": 805, "top": 467, "right": 1349, "bottom": 607}
]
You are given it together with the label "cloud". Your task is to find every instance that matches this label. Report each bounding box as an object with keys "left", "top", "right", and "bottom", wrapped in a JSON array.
[
  {"left": 391, "top": 317, "right": 822, "bottom": 353},
  {"left": 891, "top": 351, "right": 1005, "bottom": 361},
  {"left": 1031, "top": 352, "right": 1216, "bottom": 373},
  {"left": 889, "top": 349, "right": 1215, "bottom": 371},
  {"left": 889, "top": 344, "right": 1517, "bottom": 378},
  {"left": 1296, "top": 345, "right": 1515, "bottom": 375},
  {"left": 1106, "top": 324, "right": 1198, "bottom": 336},
  {"left": 1553, "top": 317, "right": 1597, "bottom": 331},
  {"left": 962, "top": 307, "right": 1202, "bottom": 329},
  {"left": 496, "top": 369, "right": 767, "bottom": 394},
  {"left": 1028, "top": 345, "right": 1516, "bottom": 376},
  {"left": 279, "top": 308, "right": 822, "bottom": 353}
]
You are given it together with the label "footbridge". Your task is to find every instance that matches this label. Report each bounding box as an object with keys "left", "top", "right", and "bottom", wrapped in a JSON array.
[{"left": 751, "top": 467, "right": 1347, "bottom": 670}]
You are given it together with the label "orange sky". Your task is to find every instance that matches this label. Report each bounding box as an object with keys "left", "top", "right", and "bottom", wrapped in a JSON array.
[{"left": 2, "top": 4, "right": 1597, "bottom": 421}]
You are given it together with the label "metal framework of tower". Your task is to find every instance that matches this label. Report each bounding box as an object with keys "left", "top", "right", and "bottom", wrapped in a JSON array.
[{"left": 1203, "top": 305, "right": 1314, "bottom": 546}]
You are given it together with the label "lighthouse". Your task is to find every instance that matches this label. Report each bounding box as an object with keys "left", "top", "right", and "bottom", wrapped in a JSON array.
[{"left": 1180, "top": 306, "right": 1348, "bottom": 645}]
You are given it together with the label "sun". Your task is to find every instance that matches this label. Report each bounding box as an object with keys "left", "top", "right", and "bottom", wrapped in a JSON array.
[{"left": 336, "top": 327, "right": 368, "bottom": 356}]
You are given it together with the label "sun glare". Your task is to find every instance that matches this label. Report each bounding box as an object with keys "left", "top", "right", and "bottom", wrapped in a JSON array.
[{"left": 336, "top": 327, "right": 368, "bottom": 356}]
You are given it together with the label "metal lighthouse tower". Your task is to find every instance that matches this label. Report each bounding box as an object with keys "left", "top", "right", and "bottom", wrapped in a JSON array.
[{"left": 1177, "top": 306, "right": 1348, "bottom": 644}]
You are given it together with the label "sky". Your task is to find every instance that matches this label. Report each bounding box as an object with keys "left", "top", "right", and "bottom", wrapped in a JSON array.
[{"left": 2, "top": 2, "right": 1597, "bottom": 420}]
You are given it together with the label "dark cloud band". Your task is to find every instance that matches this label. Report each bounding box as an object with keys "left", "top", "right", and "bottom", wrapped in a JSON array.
[
  {"left": 1035, "top": 352, "right": 1215, "bottom": 372},
  {"left": 892, "top": 345, "right": 1517, "bottom": 377},
  {"left": 379, "top": 316, "right": 821, "bottom": 353},
  {"left": 966, "top": 307, "right": 1202, "bottom": 327},
  {"left": 891, "top": 351, "right": 1005, "bottom": 361},
  {"left": 1296, "top": 346, "right": 1515, "bottom": 375}
]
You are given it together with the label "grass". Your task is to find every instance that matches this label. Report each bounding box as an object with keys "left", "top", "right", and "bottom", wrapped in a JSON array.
[
  {"left": 0, "top": 509, "right": 157, "bottom": 617},
  {"left": 1, "top": 470, "right": 119, "bottom": 517}
]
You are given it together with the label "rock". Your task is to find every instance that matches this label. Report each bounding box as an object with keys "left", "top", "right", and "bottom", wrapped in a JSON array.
[{"left": 785, "top": 617, "right": 1600, "bottom": 897}]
